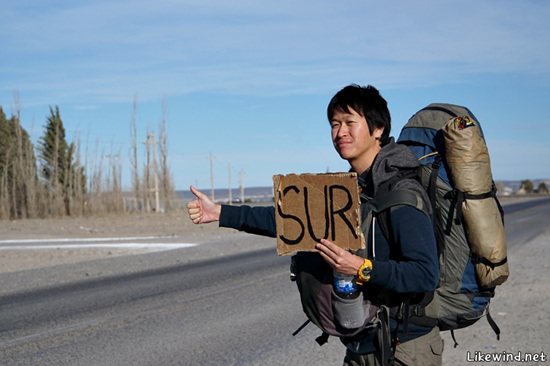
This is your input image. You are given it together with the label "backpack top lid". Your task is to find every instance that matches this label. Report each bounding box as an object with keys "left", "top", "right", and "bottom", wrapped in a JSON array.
[
  {"left": 397, "top": 103, "right": 483, "bottom": 186},
  {"left": 398, "top": 103, "right": 483, "bottom": 151}
]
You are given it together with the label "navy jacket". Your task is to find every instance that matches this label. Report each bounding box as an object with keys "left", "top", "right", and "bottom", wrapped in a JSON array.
[{"left": 219, "top": 139, "right": 439, "bottom": 353}]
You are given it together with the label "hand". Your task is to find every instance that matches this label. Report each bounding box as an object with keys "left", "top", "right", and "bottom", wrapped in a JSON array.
[
  {"left": 316, "top": 239, "right": 365, "bottom": 276},
  {"left": 187, "top": 185, "right": 222, "bottom": 224}
]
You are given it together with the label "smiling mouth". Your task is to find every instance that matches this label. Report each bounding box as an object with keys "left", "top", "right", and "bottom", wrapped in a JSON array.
[{"left": 337, "top": 140, "right": 352, "bottom": 148}]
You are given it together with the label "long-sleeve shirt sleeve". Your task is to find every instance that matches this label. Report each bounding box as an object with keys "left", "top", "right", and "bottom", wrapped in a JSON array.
[{"left": 219, "top": 204, "right": 277, "bottom": 238}]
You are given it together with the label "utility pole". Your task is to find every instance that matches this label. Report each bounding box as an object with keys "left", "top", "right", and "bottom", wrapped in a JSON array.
[
  {"left": 239, "top": 170, "right": 245, "bottom": 204},
  {"left": 209, "top": 152, "right": 215, "bottom": 201},
  {"left": 228, "top": 163, "right": 232, "bottom": 205}
]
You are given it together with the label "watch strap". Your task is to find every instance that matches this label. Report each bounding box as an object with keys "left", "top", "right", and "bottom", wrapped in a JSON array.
[{"left": 356, "top": 258, "right": 372, "bottom": 284}]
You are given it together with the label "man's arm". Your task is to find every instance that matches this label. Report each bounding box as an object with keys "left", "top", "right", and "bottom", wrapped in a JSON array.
[
  {"left": 187, "top": 186, "right": 277, "bottom": 237},
  {"left": 220, "top": 204, "right": 277, "bottom": 237},
  {"left": 316, "top": 205, "right": 439, "bottom": 294}
]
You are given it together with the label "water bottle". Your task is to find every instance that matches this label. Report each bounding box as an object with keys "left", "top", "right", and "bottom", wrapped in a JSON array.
[
  {"left": 333, "top": 270, "right": 368, "bottom": 329},
  {"left": 333, "top": 270, "right": 359, "bottom": 299}
]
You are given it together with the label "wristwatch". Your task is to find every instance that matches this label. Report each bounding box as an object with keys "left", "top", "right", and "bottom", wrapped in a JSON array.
[{"left": 356, "top": 259, "right": 372, "bottom": 284}]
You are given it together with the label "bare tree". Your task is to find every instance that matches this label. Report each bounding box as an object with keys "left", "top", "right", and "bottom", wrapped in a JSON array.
[
  {"left": 23, "top": 114, "right": 38, "bottom": 218},
  {"left": 0, "top": 148, "right": 11, "bottom": 219},
  {"left": 129, "top": 96, "right": 140, "bottom": 205},
  {"left": 158, "top": 95, "right": 174, "bottom": 209},
  {"left": 12, "top": 92, "right": 28, "bottom": 218},
  {"left": 89, "top": 139, "right": 106, "bottom": 214},
  {"left": 143, "top": 129, "right": 153, "bottom": 212},
  {"left": 103, "top": 141, "right": 123, "bottom": 213}
]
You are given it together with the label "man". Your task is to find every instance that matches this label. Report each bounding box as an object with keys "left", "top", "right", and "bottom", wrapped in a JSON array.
[{"left": 188, "top": 84, "right": 442, "bottom": 365}]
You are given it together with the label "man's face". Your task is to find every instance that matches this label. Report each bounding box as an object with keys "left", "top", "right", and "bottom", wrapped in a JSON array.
[{"left": 330, "top": 106, "right": 383, "bottom": 172}]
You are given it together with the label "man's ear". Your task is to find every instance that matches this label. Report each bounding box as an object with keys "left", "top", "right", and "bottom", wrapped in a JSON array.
[{"left": 374, "top": 127, "right": 384, "bottom": 140}]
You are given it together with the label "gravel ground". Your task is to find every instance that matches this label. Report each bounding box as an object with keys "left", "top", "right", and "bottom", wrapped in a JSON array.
[{"left": 0, "top": 211, "right": 227, "bottom": 272}]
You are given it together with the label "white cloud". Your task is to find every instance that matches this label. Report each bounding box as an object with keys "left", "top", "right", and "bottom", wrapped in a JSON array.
[{"left": 3, "top": 0, "right": 550, "bottom": 105}]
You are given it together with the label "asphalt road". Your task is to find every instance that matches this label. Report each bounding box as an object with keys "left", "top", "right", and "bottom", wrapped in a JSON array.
[
  {"left": 1, "top": 197, "right": 549, "bottom": 366},
  {"left": 0, "top": 236, "right": 345, "bottom": 365}
]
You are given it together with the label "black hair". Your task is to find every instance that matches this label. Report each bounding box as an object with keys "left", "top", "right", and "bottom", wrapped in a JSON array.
[{"left": 327, "top": 84, "right": 391, "bottom": 146}]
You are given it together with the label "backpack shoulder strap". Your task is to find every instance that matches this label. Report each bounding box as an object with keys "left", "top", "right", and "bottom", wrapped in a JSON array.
[
  {"left": 361, "top": 188, "right": 429, "bottom": 251},
  {"left": 368, "top": 189, "right": 427, "bottom": 215}
]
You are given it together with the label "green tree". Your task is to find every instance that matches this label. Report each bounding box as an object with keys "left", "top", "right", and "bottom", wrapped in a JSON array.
[
  {"left": 0, "top": 107, "right": 37, "bottom": 219},
  {"left": 519, "top": 179, "right": 533, "bottom": 193},
  {"left": 537, "top": 182, "right": 549, "bottom": 194},
  {"left": 37, "top": 106, "right": 85, "bottom": 216}
]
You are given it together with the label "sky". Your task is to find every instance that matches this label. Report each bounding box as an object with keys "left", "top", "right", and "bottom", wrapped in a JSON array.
[{"left": 2, "top": 0, "right": 550, "bottom": 191}]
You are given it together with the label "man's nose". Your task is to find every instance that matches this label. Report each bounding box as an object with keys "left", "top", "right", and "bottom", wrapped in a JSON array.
[{"left": 336, "top": 125, "right": 349, "bottom": 138}]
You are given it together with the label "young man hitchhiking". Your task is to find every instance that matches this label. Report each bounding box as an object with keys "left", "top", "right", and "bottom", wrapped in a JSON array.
[{"left": 187, "top": 84, "right": 442, "bottom": 365}]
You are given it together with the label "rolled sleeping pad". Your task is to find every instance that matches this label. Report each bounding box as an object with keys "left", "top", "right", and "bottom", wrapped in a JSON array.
[{"left": 442, "top": 116, "right": 509, "bottom": 288}]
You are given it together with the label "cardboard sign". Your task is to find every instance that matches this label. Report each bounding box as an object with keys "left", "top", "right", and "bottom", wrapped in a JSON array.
[{"left": 273, "top": 173, "right": 364, "bottom": 256}]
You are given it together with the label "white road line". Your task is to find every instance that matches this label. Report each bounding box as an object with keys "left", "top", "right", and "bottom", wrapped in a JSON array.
[
  {"left": 0, "top": 243, "right": 198, "bottom": 250},
  {"left": 0, "top": 236, "right": 170, "bottom": 244}
]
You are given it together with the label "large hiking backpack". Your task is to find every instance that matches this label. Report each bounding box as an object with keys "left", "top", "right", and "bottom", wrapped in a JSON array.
[
  {"left": 291, "top": 103, "right": 508, "bottom": 349},
  {"left": 396, "top": 103, "right": 509, "bottom": 344}
]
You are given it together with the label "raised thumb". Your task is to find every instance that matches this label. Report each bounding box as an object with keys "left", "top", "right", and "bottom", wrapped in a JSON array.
[{"left": 190, "top": 185, "right": 205, "bottom": 200}]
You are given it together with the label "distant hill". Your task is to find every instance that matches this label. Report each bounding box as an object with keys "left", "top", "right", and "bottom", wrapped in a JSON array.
[
  {"left": 177, "top": 178, "right": 550, "bottom": 204},
  {"left": 177, "top": 186, "right": 274, "bottom": 204}
]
